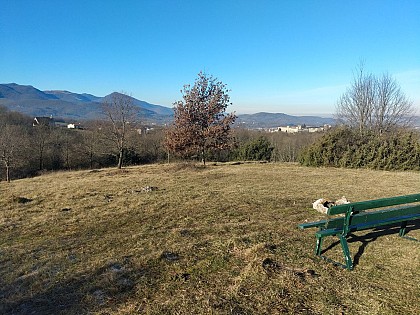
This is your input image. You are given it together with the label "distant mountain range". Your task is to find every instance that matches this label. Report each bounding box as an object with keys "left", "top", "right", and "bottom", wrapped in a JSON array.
[
  {"left": 0, "top": 83, "right": 337, "bottom": 127},
  {"left": 0, "top": 83, "right": 174, "bottom": 123}
]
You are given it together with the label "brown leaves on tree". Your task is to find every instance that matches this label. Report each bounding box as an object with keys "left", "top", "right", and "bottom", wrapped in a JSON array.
[{"left": 165, "top": 72, "right": 236, "bottom": 164}]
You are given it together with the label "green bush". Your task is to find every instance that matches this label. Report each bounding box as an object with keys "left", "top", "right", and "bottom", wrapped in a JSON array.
[
  {"left": 235, "top": 136, "right": 274, "bottom": 161},
  {"left": 298, "top": 127, "right": 420, "bottom": 170}
]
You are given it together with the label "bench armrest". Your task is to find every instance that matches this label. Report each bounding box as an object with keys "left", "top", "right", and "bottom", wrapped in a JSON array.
[{"left": 298, "top": 220, "right": 327, "bottom": 229}]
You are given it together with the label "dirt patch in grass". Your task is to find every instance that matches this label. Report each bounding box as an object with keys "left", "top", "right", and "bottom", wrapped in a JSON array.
[
  {"left": 11, "top": 196, "right": 33, "bottom": 204},
  {"left": 1, "top": 163, "right": 419, "bottom": 314}
]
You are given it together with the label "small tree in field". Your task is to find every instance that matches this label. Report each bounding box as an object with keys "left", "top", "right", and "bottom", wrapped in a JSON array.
[
  {"left": 165, "top": 72, "right": 236, "bottom": 164},
  {"left": 0, "top": 124, "right": 28, "bottom": 182},
  {"left": 102, "top": 92, "right": 138, "bottom": 169}
]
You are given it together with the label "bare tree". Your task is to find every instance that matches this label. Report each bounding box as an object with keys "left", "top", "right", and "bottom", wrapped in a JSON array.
[
  {"left": 336, "top": 64, "right": 414, "bottom": 134},
  {"left": 164, "top": 72, "right": 236, "bottom": 165},
  {"left": 31, "top": 124, "right": 52, "bottom": 170},
  {"left": 102, "top": 92, "right": 138, "bottom": 169},
  {"left": 0, "top": 124, "right": 27, "bottom": 182},
  {"left": 374, "top": 73, "right": 414, "bottom": 133},
  {"left": 80, "top": 123, "right": 103, "bottom": 169}
]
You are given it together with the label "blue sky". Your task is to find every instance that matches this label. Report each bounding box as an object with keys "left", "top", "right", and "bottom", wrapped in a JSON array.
[{"left": 1, "top": 0, "right": 419, "bottom": 115}]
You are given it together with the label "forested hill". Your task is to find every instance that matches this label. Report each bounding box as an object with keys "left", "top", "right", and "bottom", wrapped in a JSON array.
[{"left": 0, "top": 83, "right": 174, "bottom": 123}]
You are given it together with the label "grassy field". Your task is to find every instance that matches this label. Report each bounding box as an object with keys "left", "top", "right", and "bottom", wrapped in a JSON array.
[{"left": 1, "top": 163, "right": 419, "bottom": 314}]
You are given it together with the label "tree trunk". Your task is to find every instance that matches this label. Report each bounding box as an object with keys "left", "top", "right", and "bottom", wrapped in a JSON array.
[
  {"left": 5, "top": 163, "right": 10, "bottom": 183},
  {"left": 90, "top": 149, "right": 94, "bottom": 169},
  {"left": 201, "top": 149, "right": 206, "bottom": 165},
  {"left": 117, "top": 148, "right": 123, "bottom": 169},
  {"left": 39, "top": 150, "right": 43, "bottom": 170}
]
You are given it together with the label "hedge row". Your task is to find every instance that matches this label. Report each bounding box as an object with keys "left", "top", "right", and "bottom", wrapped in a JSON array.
[{"left": 298, "top": 127, "right": 420, "bottom": 171}]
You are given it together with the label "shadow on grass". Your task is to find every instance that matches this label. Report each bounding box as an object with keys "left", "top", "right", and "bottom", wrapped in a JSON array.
[
  {"left": 0, "top": 258, "right": 163, "bottom": 315},
  {"left": 320, "top": 219, "right": 420, "bottom": 268}
]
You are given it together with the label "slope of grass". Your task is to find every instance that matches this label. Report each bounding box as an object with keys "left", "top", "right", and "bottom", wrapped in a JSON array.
[{"left": 1, "top": 163, "right": 419, "bottom": 314}]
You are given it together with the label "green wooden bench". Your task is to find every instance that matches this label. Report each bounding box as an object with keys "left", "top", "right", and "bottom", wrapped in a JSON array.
[{"left": 298, "top": 193, "right": 420, "bottom": 270}]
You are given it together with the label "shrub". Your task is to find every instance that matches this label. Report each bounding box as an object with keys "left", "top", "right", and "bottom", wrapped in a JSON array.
[
  {"left": 235, "top": 136, "right": 274, "bottom": 161},
  {"left": 298, "top": 127, "right": 420, "bottom": 170}
]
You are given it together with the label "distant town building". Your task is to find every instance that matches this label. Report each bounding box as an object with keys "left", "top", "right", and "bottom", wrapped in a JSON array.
[
  {"left": 67, "top": 123, "right": 82, "bottom": 129},
  {"left": 33, "top": 116, "right": 55, "bottom": 127},
  {"left": 267, "top": 124, "right": 331, "bottom": 133},
  {"left": 136, "top": 126, "right": 154, "bottom": 135}
]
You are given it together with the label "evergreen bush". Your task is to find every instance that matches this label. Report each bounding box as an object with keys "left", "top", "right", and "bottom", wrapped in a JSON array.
[
  {"left": 298, "top": 127, "right": 420, "bottom": 170},
  {"left": 235, "top": 136, "right": 274, "bottom": 161}
]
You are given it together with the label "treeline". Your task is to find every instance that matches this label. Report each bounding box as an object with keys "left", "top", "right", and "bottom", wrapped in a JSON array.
[
  {"left": 0, "top": 107, "right": 167, "bottom": 181},
  {"left": 0, "top": 106, "right": 321, "bottom": 181},
  {"left": 4, "top": 106, "right": 417, "bottom": 182}
]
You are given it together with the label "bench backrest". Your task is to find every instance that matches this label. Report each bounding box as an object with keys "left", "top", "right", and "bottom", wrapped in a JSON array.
[
  {"left": 324, "top": 204, "right": 420, "bottom": 230},
  {"left": 327, "top": 193, "right": 420, "bottom": 216}
]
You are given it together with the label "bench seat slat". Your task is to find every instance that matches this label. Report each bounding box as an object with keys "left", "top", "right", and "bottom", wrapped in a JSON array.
[
  {"left": 327, "top": 193, "right": 420, "bottom": 215},
  {"left": 300, "top": 205, "right": 420, "bottom": 230},
  {"left": 316, "top": 212, "right": 420, "bottom": 238},
  {"left": 325, "top": 204, "right": 420, "bottom": 229}
]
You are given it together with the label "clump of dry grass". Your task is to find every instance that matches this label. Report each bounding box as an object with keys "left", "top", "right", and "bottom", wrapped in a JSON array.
[{"left": 1, "top": 163, "right": 419, "bottom": 314}]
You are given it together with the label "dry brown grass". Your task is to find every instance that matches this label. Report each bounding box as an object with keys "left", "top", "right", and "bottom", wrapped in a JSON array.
[{"left": 1, "top": 163, "right": 419, "bottom": 314}]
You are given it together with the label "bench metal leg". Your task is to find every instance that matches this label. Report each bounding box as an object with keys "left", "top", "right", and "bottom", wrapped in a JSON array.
[
  {"left": 339, "top": 235, "right": 353, "bottom": 270},
  {"left": 399, "top": 221, "right": 407, "bottom": 237},
  {"left": 315, "top": 235, "right": 323, "bottom": 256}
]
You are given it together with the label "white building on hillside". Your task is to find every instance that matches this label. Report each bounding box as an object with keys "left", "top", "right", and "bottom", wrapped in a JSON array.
[{"left": 269, "top": 124, "right": 331, "bottom": 133}]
